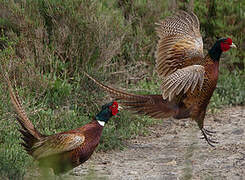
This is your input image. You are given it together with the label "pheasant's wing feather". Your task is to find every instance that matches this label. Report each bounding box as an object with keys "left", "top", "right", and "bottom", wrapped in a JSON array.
[
  {"left": 32, "top": 133, "right": 85, "bottom": 159},
  {"left": 162, "top": 65, "right": 205, "bottom": 101},
  {"left": 155, "top": 11, "right": 204, "bottom": 79}
]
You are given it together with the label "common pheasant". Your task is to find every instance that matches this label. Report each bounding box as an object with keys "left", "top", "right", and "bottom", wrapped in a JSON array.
[
  {"left": 6, "top": 77, "right": 119, "bottom": 174},
  {"left": 85, "top": 11, "right": 236, "bottom": 147}
]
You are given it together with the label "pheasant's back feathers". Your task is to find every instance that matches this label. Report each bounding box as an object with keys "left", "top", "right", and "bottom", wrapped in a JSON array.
[{"left": 32, "top": 133, "right": 85, "bottom": 160}]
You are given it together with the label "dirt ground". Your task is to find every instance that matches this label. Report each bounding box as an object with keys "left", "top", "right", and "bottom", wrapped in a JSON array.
[{"left": 65, "top": 106, "right": 245, "bottom": 180}]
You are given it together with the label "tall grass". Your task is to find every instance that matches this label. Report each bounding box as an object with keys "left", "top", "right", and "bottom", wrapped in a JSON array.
[{"left": 0, "top": 0, "right": 244, "bottom": 179}]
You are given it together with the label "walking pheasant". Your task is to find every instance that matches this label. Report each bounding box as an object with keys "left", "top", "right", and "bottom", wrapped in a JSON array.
[{"left": 6, "top": 77, "right": 118, "bottom": 174}]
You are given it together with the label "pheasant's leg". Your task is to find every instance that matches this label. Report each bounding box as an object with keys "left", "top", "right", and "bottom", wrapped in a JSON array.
[
  {"left": 202, "top": 128, "right": 216, "bottom": 136},
  {"left": 200, "top": 128, "right": 218, "bottom": 147},
  {"left": 194, "top": 109, "right": 218, "bottom": 147}
]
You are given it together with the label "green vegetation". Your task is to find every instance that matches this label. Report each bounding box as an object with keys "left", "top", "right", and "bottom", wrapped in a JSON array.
[{"left": 0, "top": 0, "right": 244, "bottom": 179}]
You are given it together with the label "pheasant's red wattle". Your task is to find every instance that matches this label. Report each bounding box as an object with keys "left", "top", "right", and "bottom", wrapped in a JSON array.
[
  {"left": 111, "top": 108, "right": 118, "bottom": 115},
  {"left": 221, "top": 42, "right": 230, "bottom": 52},
  {"left": 226, "top": 38, "right": 232, "bottom": 45},
  {"left": 109, "top": 101, "right": 119, "bottom": 115}
]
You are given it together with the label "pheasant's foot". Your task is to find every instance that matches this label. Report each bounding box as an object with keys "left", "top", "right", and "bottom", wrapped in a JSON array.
[
  {"left": 202, "top": 128, "right": 216, "bottom": 136},
  {"left": 200, "top": 128, "right": 218, "bottom": 147}
]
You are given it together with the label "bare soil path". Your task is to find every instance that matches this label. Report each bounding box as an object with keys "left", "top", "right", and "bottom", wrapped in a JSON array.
[{"left": 68, "top": 106, "right": 245, "bottom": 180}]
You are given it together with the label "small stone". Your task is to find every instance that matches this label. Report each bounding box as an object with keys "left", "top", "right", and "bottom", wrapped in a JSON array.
[
  {"left": 129, "top": 171, "right": 138, "bottom": 175},
  {"left": 232, "top": 129, "right": 244, "bottom": 135},
  {"left": 165, "top": 160, "right": 177, "bottom": 166}
]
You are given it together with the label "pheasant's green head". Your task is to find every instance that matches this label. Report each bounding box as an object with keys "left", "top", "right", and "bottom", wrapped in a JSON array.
[
  {"left": 209, "top": 37, "right": 236, "bottom": 61},
  {"left": 95, "top": 101, "right": 118, "bottom": 124}
]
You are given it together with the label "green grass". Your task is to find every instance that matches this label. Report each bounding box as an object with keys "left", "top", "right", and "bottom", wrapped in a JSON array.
[{"left": 209, "top": 69, "right": 245, "bottom": 109}]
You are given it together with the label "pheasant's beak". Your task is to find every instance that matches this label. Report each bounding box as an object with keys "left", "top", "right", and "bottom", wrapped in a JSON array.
[
  {"left": 114, "top": 105, "right": 123, "bottom": 117},
  {"left": 230, "top": 43, "right": 237, "bottom": 48},
  {"left": 118, "top": 105, "right": 123, "bottom": 110}
]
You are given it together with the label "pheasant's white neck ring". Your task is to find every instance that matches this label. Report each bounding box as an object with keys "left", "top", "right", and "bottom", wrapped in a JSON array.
[{"left": 97, "top": 120, "right": 105, "bottom": 126}]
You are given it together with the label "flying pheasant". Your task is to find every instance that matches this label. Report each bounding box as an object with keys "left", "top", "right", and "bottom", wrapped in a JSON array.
[
  {"left": 6, "top": 77, "right": 118, "bottom": 174},
  {"left": 85, "top": 11, "right": 236, "bottom": 147}
]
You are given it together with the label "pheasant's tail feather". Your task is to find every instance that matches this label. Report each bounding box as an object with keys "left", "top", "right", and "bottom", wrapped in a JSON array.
[
  {"left": 84, "top": 71, "right": 146, "bottom": 101},
  {"left": 5, "top": 75, "right": 42, "bottom": 150},
  {"left": 84, "top": 72, "right": 177, "bottom": 119},
  {"left": 19, "top": 127, "right": 38, "bottom": 152}
]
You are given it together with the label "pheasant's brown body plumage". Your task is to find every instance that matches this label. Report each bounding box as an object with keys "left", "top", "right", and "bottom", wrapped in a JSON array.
[
  {"left": 182, "top": 55, "right": 219, "bottom": 127},
  {"left": 85, "top": 11, "right": 236, "bottom": 146},
  {"left": 36, "top": 121, "right": 103, "bottom": 174},
  {"left": 6, "top": 77, "right": 118, "bottom": 174}
]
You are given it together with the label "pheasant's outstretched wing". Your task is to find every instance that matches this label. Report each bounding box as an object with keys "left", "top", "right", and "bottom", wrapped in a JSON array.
[
  {"left": 162, "top": 65, "right": 205, "bottom": 101},
  {"left": 155, "top": 11, "right": 204, "bottom": 77},
  {"left": 32, "top": 133, "right": 85, "bottom": 159},
  {"left": 155, "top": 11, "right": 204, "bottom": 99}
]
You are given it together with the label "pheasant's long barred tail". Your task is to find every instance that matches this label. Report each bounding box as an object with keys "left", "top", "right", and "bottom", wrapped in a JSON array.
[
  {"left": 84, "top": 72, "right": 177, "bottom": 119},
  {"left": 6, "top": 76, "right": 42, "bottom": 140},
  {"left": 84, "top": 72, "right": 146, "bottom": 101}
]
